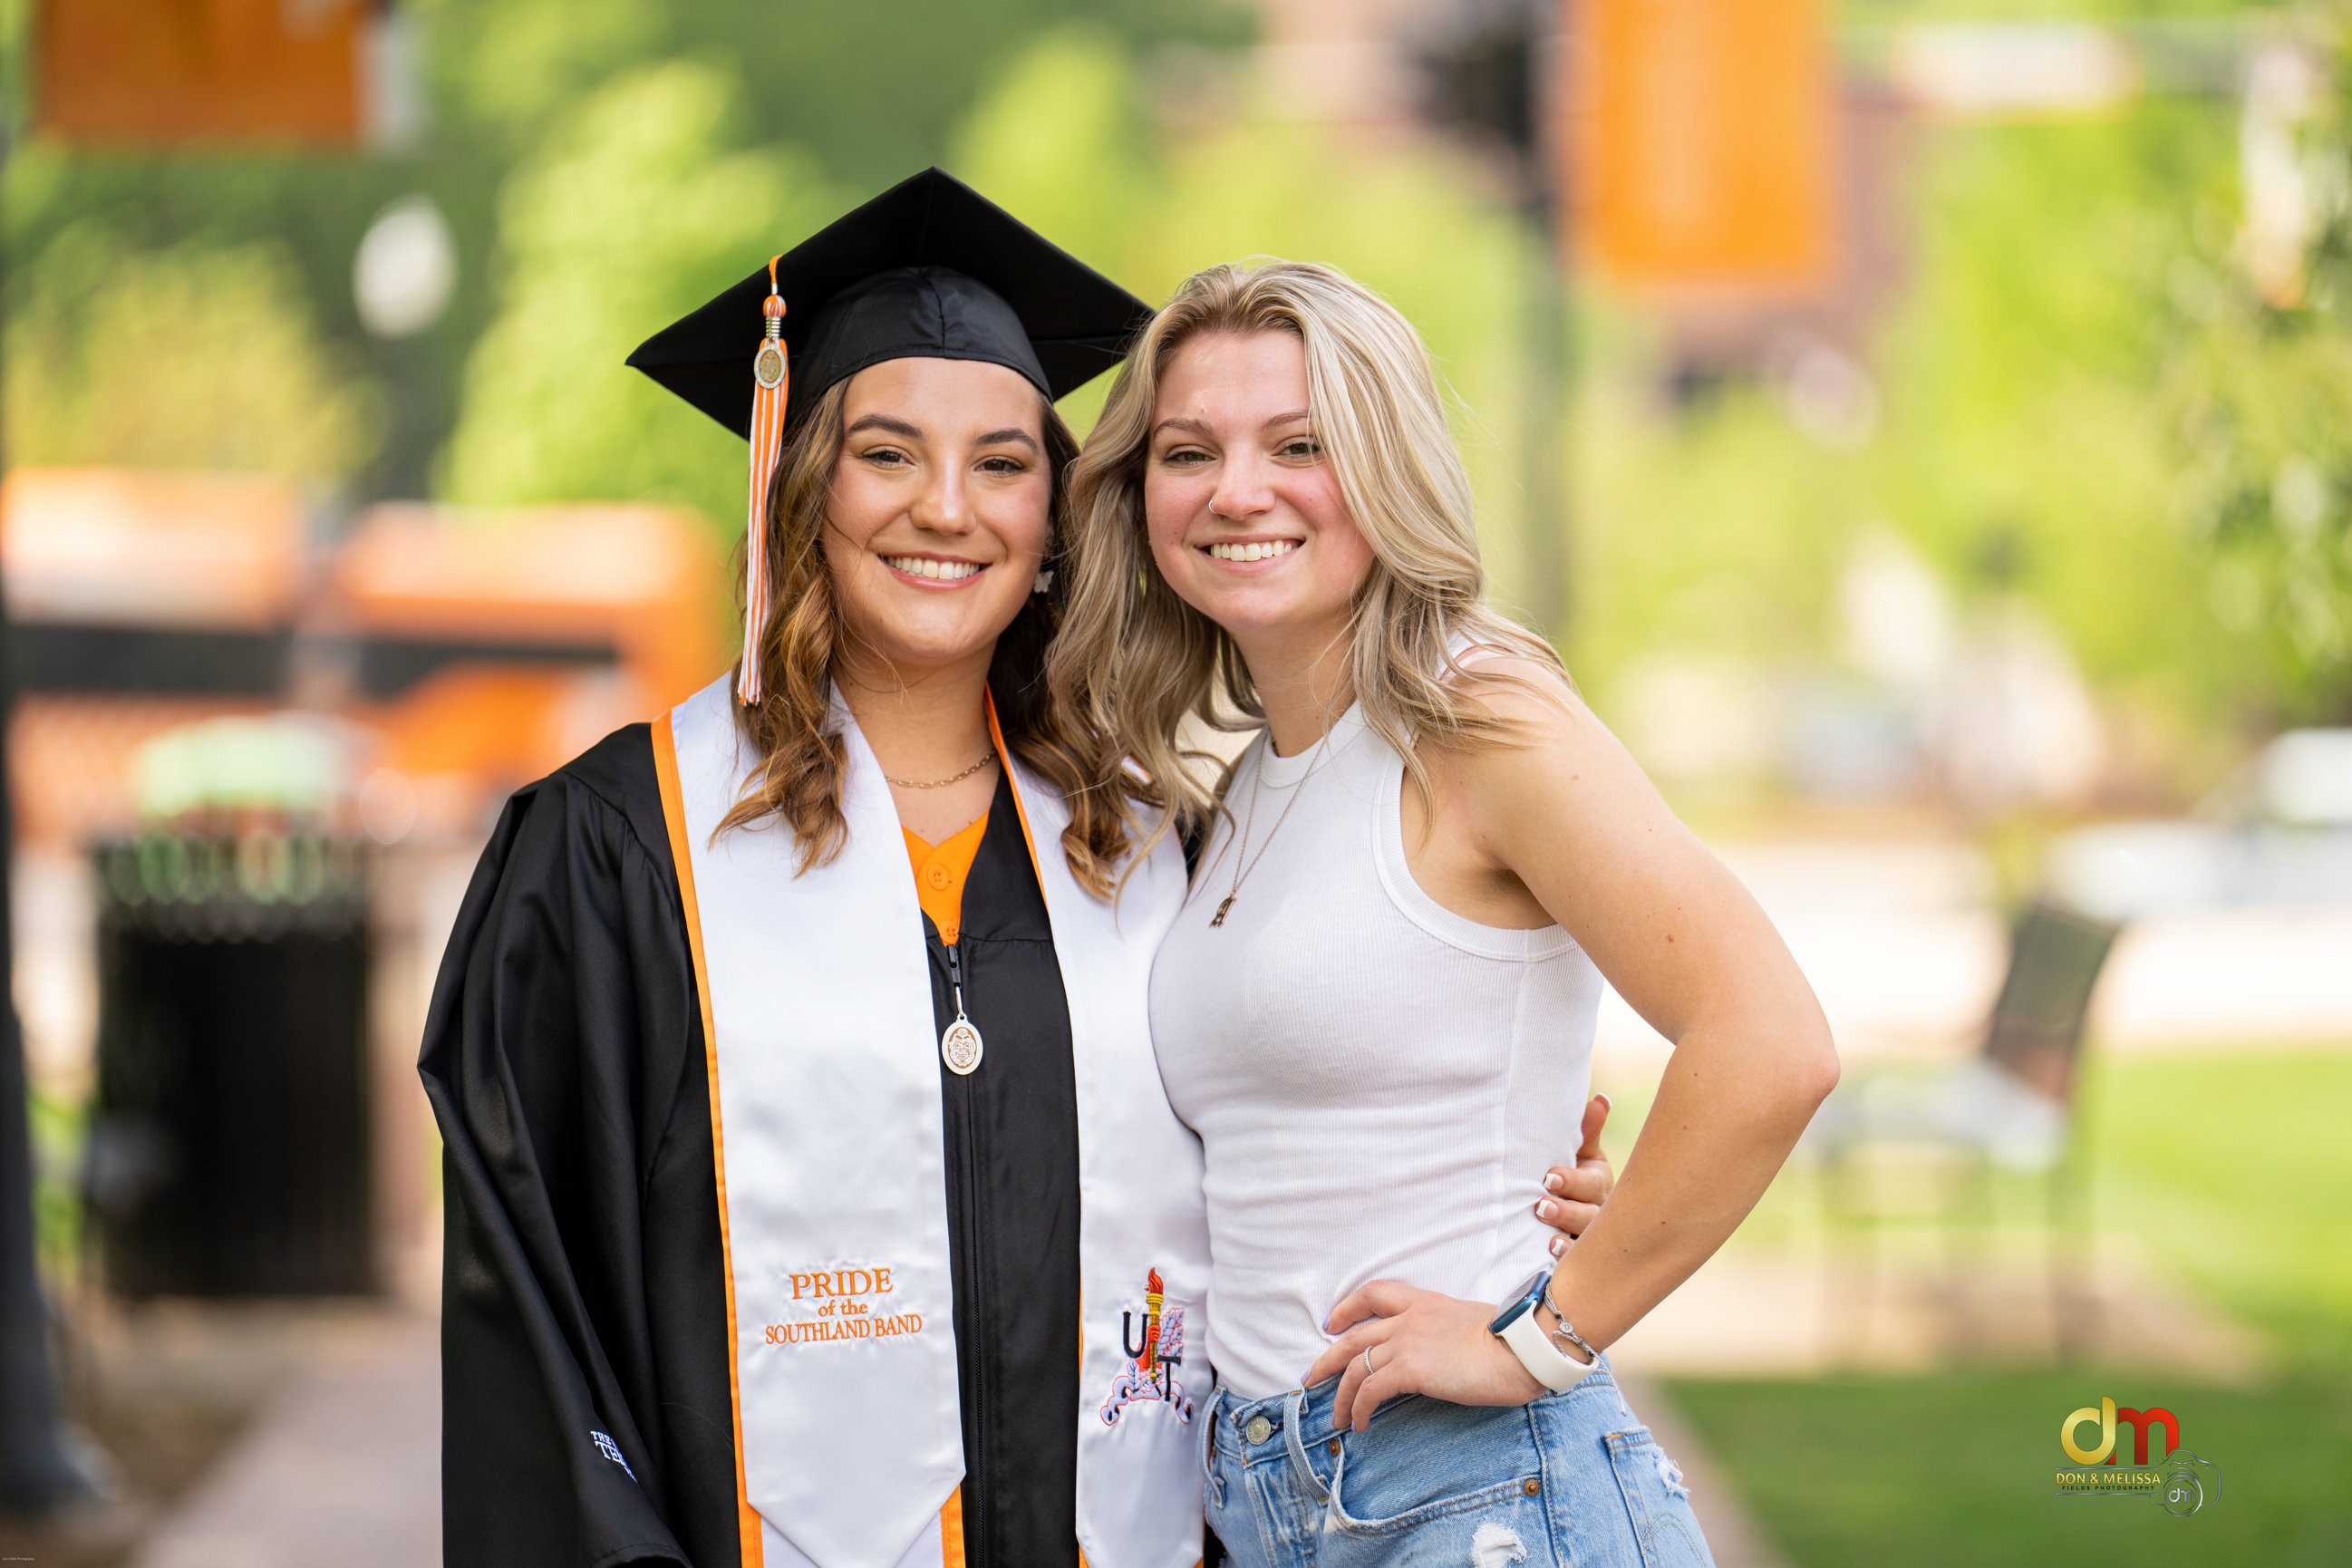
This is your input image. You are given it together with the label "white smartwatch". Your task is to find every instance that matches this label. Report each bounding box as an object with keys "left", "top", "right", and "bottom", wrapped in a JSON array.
[{"left": 1487, "top": 1268, "right": 1602, "bottom": 1394}]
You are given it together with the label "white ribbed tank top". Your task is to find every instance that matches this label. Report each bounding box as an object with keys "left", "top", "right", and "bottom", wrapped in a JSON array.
[{"left": 1149, "top": 704, "right": 1603, "bottom": 1399}]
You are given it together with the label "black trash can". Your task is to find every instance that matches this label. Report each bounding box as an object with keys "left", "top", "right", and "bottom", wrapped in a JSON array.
[{"left": 85, "top": 832, "right": 374, "bottom": 1296}]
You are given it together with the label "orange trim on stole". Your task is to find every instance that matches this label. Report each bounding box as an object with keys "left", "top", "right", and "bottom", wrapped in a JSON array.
[
  {"left": 651, "top": 712, "right": 765, "bottom": 1568},
  {"left": 940, "top": 1489, "right": 967, "bottom": 1566},
  {"left": 980, "top": 689, "right": 1046, "bottom": 886}
]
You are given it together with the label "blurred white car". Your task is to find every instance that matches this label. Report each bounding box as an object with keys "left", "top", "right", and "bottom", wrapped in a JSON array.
[{"left": 2046, "top": 729, "right": 2352, "bottom": 918}]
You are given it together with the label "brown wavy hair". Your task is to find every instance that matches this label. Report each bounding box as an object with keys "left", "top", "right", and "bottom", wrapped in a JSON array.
[{"left": 715, "top": 375, "right": 1143, "bottom": 896}]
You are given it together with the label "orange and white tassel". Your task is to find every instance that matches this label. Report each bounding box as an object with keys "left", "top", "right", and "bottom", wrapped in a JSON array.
[{"left": 738, "top": 257, "right": 789, "bottom": 705}]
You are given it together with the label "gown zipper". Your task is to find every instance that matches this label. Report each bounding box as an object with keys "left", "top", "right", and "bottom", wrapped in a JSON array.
[{"left": 940, "top": 930, "right": 992, "bottom": 1565}]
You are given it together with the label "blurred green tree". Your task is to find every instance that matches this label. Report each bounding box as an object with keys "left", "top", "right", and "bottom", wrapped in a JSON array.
[
  {"left": 1873, "top": 105, "right": 2253, "bottom": 722},
  {"left": 1568, "top": 91, "right": 2318, "bottom": 779},
  {"left": 439, "top": 60, "right": 832, "bottom": 528},
  {"left": 2154, "top": 18, "right": 2352, "bottom": 723},
  {"left": 423, "top": 0, "right": 665, "bottom": 141},
  {"left": 1571, "top": 374, "right": 1858, "bottom": 693},
  {"left": 5, "top": 227, "right": 378, "bottom": 474},
  {"left": 656, "top": 0, "right": 1251, "bottom": 193},
  {"left": 951, "top": 27, "right": 1154, "bottom": 282}
]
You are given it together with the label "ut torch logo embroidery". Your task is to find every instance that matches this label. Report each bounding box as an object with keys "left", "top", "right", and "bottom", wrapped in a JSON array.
[{"left": 1100, "top": 1267, "right": 1194, "bottom": 1426}]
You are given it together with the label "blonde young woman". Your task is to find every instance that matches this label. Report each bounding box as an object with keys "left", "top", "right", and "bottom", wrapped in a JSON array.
[{"left": 1052, "top": 263, "right": 1840, "bottom": 1568}]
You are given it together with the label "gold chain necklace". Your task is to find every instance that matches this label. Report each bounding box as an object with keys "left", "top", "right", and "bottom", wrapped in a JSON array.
[
  {"left": 1208, "top": 730, "right": 1333, "bottom": 927},
  {"left": 885, "top": 752, "right": 997, "bottom": 789}
]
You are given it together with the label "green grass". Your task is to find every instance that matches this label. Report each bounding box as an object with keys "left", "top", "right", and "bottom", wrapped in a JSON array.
[
  {"left": 1668, "top": 1372, "right": 2352, "bottom": 1568},
  {"left": 1638, "top": 1046, "right": 2352, "bottom": 1566},
  {"left": 2081, "top": 1049, "right": 2352, "bottom": 1380}
]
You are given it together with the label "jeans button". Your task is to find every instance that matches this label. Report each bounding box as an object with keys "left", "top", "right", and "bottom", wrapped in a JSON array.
[{"left": 1244, "top": 1415, "right": 1273, "bottom": 1446}]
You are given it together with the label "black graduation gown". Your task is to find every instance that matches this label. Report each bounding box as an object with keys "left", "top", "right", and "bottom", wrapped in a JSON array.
[{"left": 421, "top": 723, "right": 1082, "bottom": 1568}]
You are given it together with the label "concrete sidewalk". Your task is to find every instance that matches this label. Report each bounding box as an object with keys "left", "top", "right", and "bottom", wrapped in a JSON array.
[{"left": 125, "top": 1312, "right": 438, "bottom": 1568}]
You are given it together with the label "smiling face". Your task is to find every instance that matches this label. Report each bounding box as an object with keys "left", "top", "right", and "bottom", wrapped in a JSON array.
[
  {"left": 1143, "top": 329, "right": 1373, "bottom": 653},
  {"left": 823, "top": 355, "right": 1053, "bottom": 680}
]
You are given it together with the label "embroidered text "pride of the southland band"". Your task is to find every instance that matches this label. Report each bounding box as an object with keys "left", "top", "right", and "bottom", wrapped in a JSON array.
[{"left": 765, "top": 1264, "right": 926, "bottom": 1347}]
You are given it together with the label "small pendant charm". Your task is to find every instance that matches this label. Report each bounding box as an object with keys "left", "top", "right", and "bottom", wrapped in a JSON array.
[
  {"left": 1210, "top": 895, "right": 1235, "bottom": 928},
  {"left": 754, "top": 342, "right": 787, "bottom": 389},
  {"left": 941, "top": 1015, "right": 984, "bottom": 1075}
]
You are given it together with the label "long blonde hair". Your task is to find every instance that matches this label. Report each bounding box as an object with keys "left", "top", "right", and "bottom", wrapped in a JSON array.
[
  {"left": 1050, "top": 259, "right": 1564, "bottom": 856},
  {"left": 721, "top": 376, "right": 1140, "bottom": 895}
]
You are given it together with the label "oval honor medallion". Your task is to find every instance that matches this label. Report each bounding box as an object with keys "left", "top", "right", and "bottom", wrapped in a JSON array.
[
  {"left": 754, "top": 343, "right": 788, "bottom": 389},
  {"left": 940, "top": 1018, "right": 984, "bottom": 1076}
]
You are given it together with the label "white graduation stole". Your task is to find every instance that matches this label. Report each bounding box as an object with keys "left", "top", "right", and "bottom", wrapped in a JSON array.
[{"left": 653, "top": 676, "right": 1210, "bottom": 1568}]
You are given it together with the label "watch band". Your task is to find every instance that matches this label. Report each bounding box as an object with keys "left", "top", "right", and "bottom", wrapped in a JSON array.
[{"left": 1496, "top": 1301, "right": 1604, "bottom": 1394}]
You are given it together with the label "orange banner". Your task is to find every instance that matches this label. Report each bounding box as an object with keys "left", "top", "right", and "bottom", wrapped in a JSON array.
[
  {"left": 35, "top": 0, "right": 370, "bottom": 147},
  {"left": 1571, "top": 0, "right": 1834, "bottom": 290}
]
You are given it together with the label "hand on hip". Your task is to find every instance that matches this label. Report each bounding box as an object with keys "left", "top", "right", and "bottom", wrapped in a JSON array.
[{"left": 1307, "top": 1280, "right": 1546, "bottom": 1433}]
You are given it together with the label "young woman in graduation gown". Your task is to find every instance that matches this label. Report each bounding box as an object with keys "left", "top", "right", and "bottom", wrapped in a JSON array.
[
  {"left": 421, "top": 170, "right": 1199, "bottom": 1568},
  {"left": 421, "top": 173, "right": 1618, "bottom": 1568}
]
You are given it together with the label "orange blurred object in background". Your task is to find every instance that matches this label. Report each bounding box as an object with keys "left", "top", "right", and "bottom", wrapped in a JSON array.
[
  {"left": 2, "top": 469, "right": 305, "bottom": 629},
  {"left": 332, "top": 502, "right": 729, "bottom": 795},
  {"left": 1573, "top": 0, "right": 1834, "bottom": 291},
  {"left": 1, "top": 469, "right": 729, "bottom": 850},
  {"left": 34, "top": 0, "right": 377, "bottom": 146}
]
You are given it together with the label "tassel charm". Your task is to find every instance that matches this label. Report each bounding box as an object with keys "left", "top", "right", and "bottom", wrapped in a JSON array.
[
  {"left": 755, "top": 309, "right": 786, "bottom": 386},
  {"left": 738, "top": 257, "right": 789, "bottom": 705}
]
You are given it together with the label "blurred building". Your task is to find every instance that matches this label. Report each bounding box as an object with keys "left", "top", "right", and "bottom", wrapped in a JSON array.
[
  {"left": 5, "top": 467, "right": 726, "bottom": 1293},
  {"left": 5, "top": 469, "right": 723, "bottom": 852},
  {"left": 1254, "top": 0, "right": 1428, "bottom": 132}
]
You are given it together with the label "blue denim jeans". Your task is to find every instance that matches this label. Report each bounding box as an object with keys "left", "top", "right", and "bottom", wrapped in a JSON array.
[{"left": 1201, "top": 1359, "right": 1714, "bottom": 1568}]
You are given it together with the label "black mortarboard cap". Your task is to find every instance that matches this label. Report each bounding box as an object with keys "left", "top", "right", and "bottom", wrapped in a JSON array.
[{"left": 626, "top": 167, "right": 1152, "bottom": 433}]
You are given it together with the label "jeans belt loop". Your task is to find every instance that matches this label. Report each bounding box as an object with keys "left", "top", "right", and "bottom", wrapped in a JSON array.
[
  {"left": 1281, "top": 1388, "right": 1331, "bottom": 1505},
  {"left": 1198, "top": 1386, "right": 1224, "bottom": 1499}
]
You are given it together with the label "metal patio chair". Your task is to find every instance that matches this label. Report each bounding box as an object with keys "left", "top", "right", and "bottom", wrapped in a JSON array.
[{"left": 1807, "top": 899, "right": 2123, "bottom": 1363}]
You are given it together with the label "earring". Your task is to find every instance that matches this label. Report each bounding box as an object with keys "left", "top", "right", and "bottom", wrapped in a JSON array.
[{"left": 1031, "top": 570, "right": 1055, "bottom": 595}]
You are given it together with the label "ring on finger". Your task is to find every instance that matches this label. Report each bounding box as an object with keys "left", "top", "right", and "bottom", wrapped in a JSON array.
[{"left": 1361, "top": 1345, "right": 1377, "bottom": 1376}]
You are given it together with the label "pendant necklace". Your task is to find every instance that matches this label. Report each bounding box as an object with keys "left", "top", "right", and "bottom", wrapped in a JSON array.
[{"left": 1208, "top": 729, "right": 1333, "bottom": 928}]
